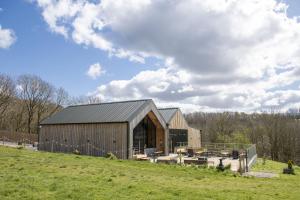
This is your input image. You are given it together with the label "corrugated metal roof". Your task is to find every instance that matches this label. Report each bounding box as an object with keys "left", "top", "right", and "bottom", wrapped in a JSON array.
[
  {"left": 158, "top": 108, "right": 178, "bottom": 123},
  {"left": 41, "top": 99, "right": 152, "bottom": 125}
]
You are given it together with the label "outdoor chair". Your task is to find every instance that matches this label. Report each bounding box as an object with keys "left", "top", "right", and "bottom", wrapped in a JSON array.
[
  {"left": 144, "top": 148, "right": 156, "bottom": 157},
  {"left": 194, "top": 147, "right": 206, "bottom": 156},
  {"left": 133, "top": 154, "right": 149, "bottom": 161},
  {"left": 232, "top": 150, "right": 239, "bottom": 159},
  {"left": 175, "top": 146, "right": 187, "bottom": 155},
  {"left": 187, "top": 148, "right": 194, "bottom": 157}
]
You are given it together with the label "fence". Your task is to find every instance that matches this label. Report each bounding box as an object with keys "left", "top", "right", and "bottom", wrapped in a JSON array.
[
  {"left": 202, "top": 142, "right": 257, "bottom": 172},
  {"left": 246, "top": 144, "right": 257, "bottom": 170},
  {"left": 0, "top": 130, "right": 38, "bottom": 144},
  {"left": 202, "top": 143, "right": 253, "bottom": 152}
]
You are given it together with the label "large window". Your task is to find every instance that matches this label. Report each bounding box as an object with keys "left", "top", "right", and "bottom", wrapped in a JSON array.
[
  {"left": 133, "top": 116, "right": 156, "bottom": 153},
  {"left": 169, "top": 129, "right": 188, "bottom": 153}
]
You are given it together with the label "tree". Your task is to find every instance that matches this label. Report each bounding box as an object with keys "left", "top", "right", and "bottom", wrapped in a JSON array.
[
  {"left": 0, "top": 74, "right": 15, "bottom": 116},
  {"left": 17, "top": 75, "right": 55, "bottom": 133},
  {"left": 69, "top": 95, "right": 101, "bottom": 105}
]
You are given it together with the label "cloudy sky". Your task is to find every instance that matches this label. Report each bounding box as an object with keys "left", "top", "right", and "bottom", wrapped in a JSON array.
[{"left": 1, "top": 0, "right": 300, "bottom": 112}]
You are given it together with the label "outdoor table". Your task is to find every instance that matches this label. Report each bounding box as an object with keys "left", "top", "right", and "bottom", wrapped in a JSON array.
[
  {"left": 221, "top": 151, "right": 230, "bottom": 157},
  {"left": 197, "top": 156, "right": 208, "bottom": 161},
  {"left": 154, "top": 151, "right": 163, "bottom": 157}
]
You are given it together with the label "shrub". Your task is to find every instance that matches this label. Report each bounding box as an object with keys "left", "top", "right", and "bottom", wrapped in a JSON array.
[
  {"left": 106, "top": 152, "right": 117, "bottom": 160},
  {"left": 73, "top": 149, "right": 81, "bottom": 155},
  {"left": 283, "top": 160, "right": 295, "bottom": 175},
  {"left": 287, "top": 160, "right": 294, "bottom": 169}
]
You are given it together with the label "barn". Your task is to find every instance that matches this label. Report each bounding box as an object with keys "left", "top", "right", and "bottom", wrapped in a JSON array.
[
  {"left": 39, "top": 99, "right": 168, "bottom": 159},
  {"left": 158, "top": 108, "right": 201, "bottom": 152},
  {"left": 39, "top": 99, "right": 201, "bottom": 159}
]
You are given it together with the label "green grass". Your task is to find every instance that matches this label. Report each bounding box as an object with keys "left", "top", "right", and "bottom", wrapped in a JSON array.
[
  {"left": 0, "top": 146, "right": 299, "bottom": 200},
  {"left": 252, "top": 158, "right": 291, "bottom": 173}
]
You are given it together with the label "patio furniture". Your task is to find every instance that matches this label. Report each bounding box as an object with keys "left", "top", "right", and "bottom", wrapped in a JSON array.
[
  {"left": 144, "top": 148, "right": 156, "bottom": 157},
  {"left": 156, "top": 156, "right": 177, "bottom": 164},
  {"left": 217, "top": 158, "right": 225, "bottom": 171},
  {"left": 194, "top": 148, "right": 206, "bottom": 156},
  {"left": 187, "top": 148, "right": 194, "bottom": 157},
  {"left": 197, "top": 156, "right": 208, "bottom": 162},
  {"left": 133, "top": 154, "right": 150, "bottom": 161},
  {"left": 232, "top": 150, "right": 239, "bottom": 159},
  {"left": 184, "top": 157, "right": 207, "bottom": 165},
  {"left": 220, "top": 150, "right": 230, "bottom": 157},
  {"left": 138, "top": 157, "right": 151, "bottom": 161},
  {"left": 175, "top": 146, "right": 187, "bottom": 154},
  {"left": 154, "top": 151, "right": 163, "bottom": 157}
]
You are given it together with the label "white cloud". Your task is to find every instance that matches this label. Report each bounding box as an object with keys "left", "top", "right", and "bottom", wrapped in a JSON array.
[
  {"left": 86, "top": 63, "right": 105, "bottom": 79},
  {"left": 33, "top": 0, "right": 300, "bottom": 112},
  {"left": 0, "top": 25, "right": 16, "bottom": 49}
]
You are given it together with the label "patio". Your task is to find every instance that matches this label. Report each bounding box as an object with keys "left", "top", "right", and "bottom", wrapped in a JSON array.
[{"left": 133, "top": 143, "right": 257, "bottom": 173}]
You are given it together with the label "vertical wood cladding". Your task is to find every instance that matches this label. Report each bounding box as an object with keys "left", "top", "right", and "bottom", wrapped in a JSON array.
[
  {"left": 168, "top": 110, "right": 201, "bottom": 148},
  {"left": 168, "top": 110, "right": 189, "bottom": 129},
  {"left": 39, "top": 123, "right": 128, "bottom": 159},
  {"left": 188, "top": 127, "right": 201, "bottom": 148}
]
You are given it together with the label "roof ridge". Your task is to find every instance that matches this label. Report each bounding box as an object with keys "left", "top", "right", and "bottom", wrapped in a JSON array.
[
  {"left": 68, "top": 99, "right": 152, "bottom": 107},
  {"left": 158, "top": 107, "right": 179, "bottom": 110},
  {"left": 126, "top": 99, "right": 153, "bottom": 122}
]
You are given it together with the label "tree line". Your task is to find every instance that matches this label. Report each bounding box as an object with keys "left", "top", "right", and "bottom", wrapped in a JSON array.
[
  {"left": 0, "top": 73, "right": 101, "bottom": 134},
  {"left": 185, "top": 112, "right": 300, "bottom": 165}
]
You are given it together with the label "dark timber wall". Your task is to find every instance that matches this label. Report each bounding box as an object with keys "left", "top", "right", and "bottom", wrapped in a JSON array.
[{"left": 39, "top": 123, "right": 128, "bottom": 159}]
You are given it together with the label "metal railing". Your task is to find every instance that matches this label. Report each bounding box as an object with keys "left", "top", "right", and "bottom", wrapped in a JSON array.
[
  {"left": 202, "top": 143, "right": 252, "bottom": 152},
  {"left": 246, "top": 144, "right": 257, "bottom": 170}
]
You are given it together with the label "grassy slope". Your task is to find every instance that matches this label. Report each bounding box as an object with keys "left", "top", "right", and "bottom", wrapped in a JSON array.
[{"left": 0, "top": 147, "right": 299, "bottom": 200}]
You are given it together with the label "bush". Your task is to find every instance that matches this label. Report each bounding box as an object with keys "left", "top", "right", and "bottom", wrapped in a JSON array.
[
  {"left": 73, "top": 149, "right": 81, "bottom": 155},
  {"left": 106, "top": 152, "right": 117, "bottom": 160},
  {"left": 288, "top": 160, "right": 294, "bottom": 169},
  {"left": 283, "top": 160, "right": 295, "bottom": 175}
]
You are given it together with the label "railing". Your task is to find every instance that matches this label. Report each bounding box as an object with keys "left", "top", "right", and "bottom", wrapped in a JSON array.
[
  {"left": 202, "top": 143, "right": 252, "bottom": 152},
  {"left": 246, "top": 144, "right": 257, "bottom": 170},
  {"left": 201, "top": 143, "right": 257, "bottom": 172}
]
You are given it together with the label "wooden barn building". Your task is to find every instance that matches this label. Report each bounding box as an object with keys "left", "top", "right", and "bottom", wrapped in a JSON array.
[
  {"left": 158, "top": 108, "right": 201, "bottom": 152},
  {"left": 39, "top": 99, "right": 201, "bottom": 159}
]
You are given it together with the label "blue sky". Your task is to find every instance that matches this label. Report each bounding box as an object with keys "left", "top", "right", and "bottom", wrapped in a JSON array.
[
  {"left": 0, "top": 0, "right": 159, "bottom": 96},
  {"left": 1, "top": 0, "right": 300, "bottom": 112}
]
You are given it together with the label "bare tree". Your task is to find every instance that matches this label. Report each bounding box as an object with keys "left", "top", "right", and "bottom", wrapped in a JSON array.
[
  {"left": 69, "top": 95, "right": 101, "bottom": 105},
  {"left": 87, "top": 96, "right": 101, "bottom": 104},
  {"left": 35, "top": 82, "right": 55, "bottom": 132},
  {"left": 48, "top": 87, "right": 69, "bottom": 115},
  {"left": 0, "top": 74, "right": 15, "bottom": 117},
  {"left": 17, "top": 75, "right": 55, "bottom": 133}
]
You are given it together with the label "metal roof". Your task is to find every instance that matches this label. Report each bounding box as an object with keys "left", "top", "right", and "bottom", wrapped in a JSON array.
[
  {"left": 158, "top": 108, "right": 178, "bottom": 123},
  {"left": 41, "top": 99, "right": 152, "bottom": 125}
]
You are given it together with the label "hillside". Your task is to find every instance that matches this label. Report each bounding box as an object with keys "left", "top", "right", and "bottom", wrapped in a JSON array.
[{"left": 0, "top": 146, "right": 299, "bottom": 200}]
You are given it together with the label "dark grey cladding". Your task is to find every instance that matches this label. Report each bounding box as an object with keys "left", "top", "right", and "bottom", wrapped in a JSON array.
[{"left": 41, "top": 99, "right": 152, "bottom": 125}]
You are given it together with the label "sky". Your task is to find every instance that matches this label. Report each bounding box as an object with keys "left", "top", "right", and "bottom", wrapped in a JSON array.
[{"left": 1, "top": 0, "right": 300, "bottom": 113}]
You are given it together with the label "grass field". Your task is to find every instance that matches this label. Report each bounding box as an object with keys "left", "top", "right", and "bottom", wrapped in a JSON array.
[{"left": 0, "top": 146, "right": 299, "bottom": 200}]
